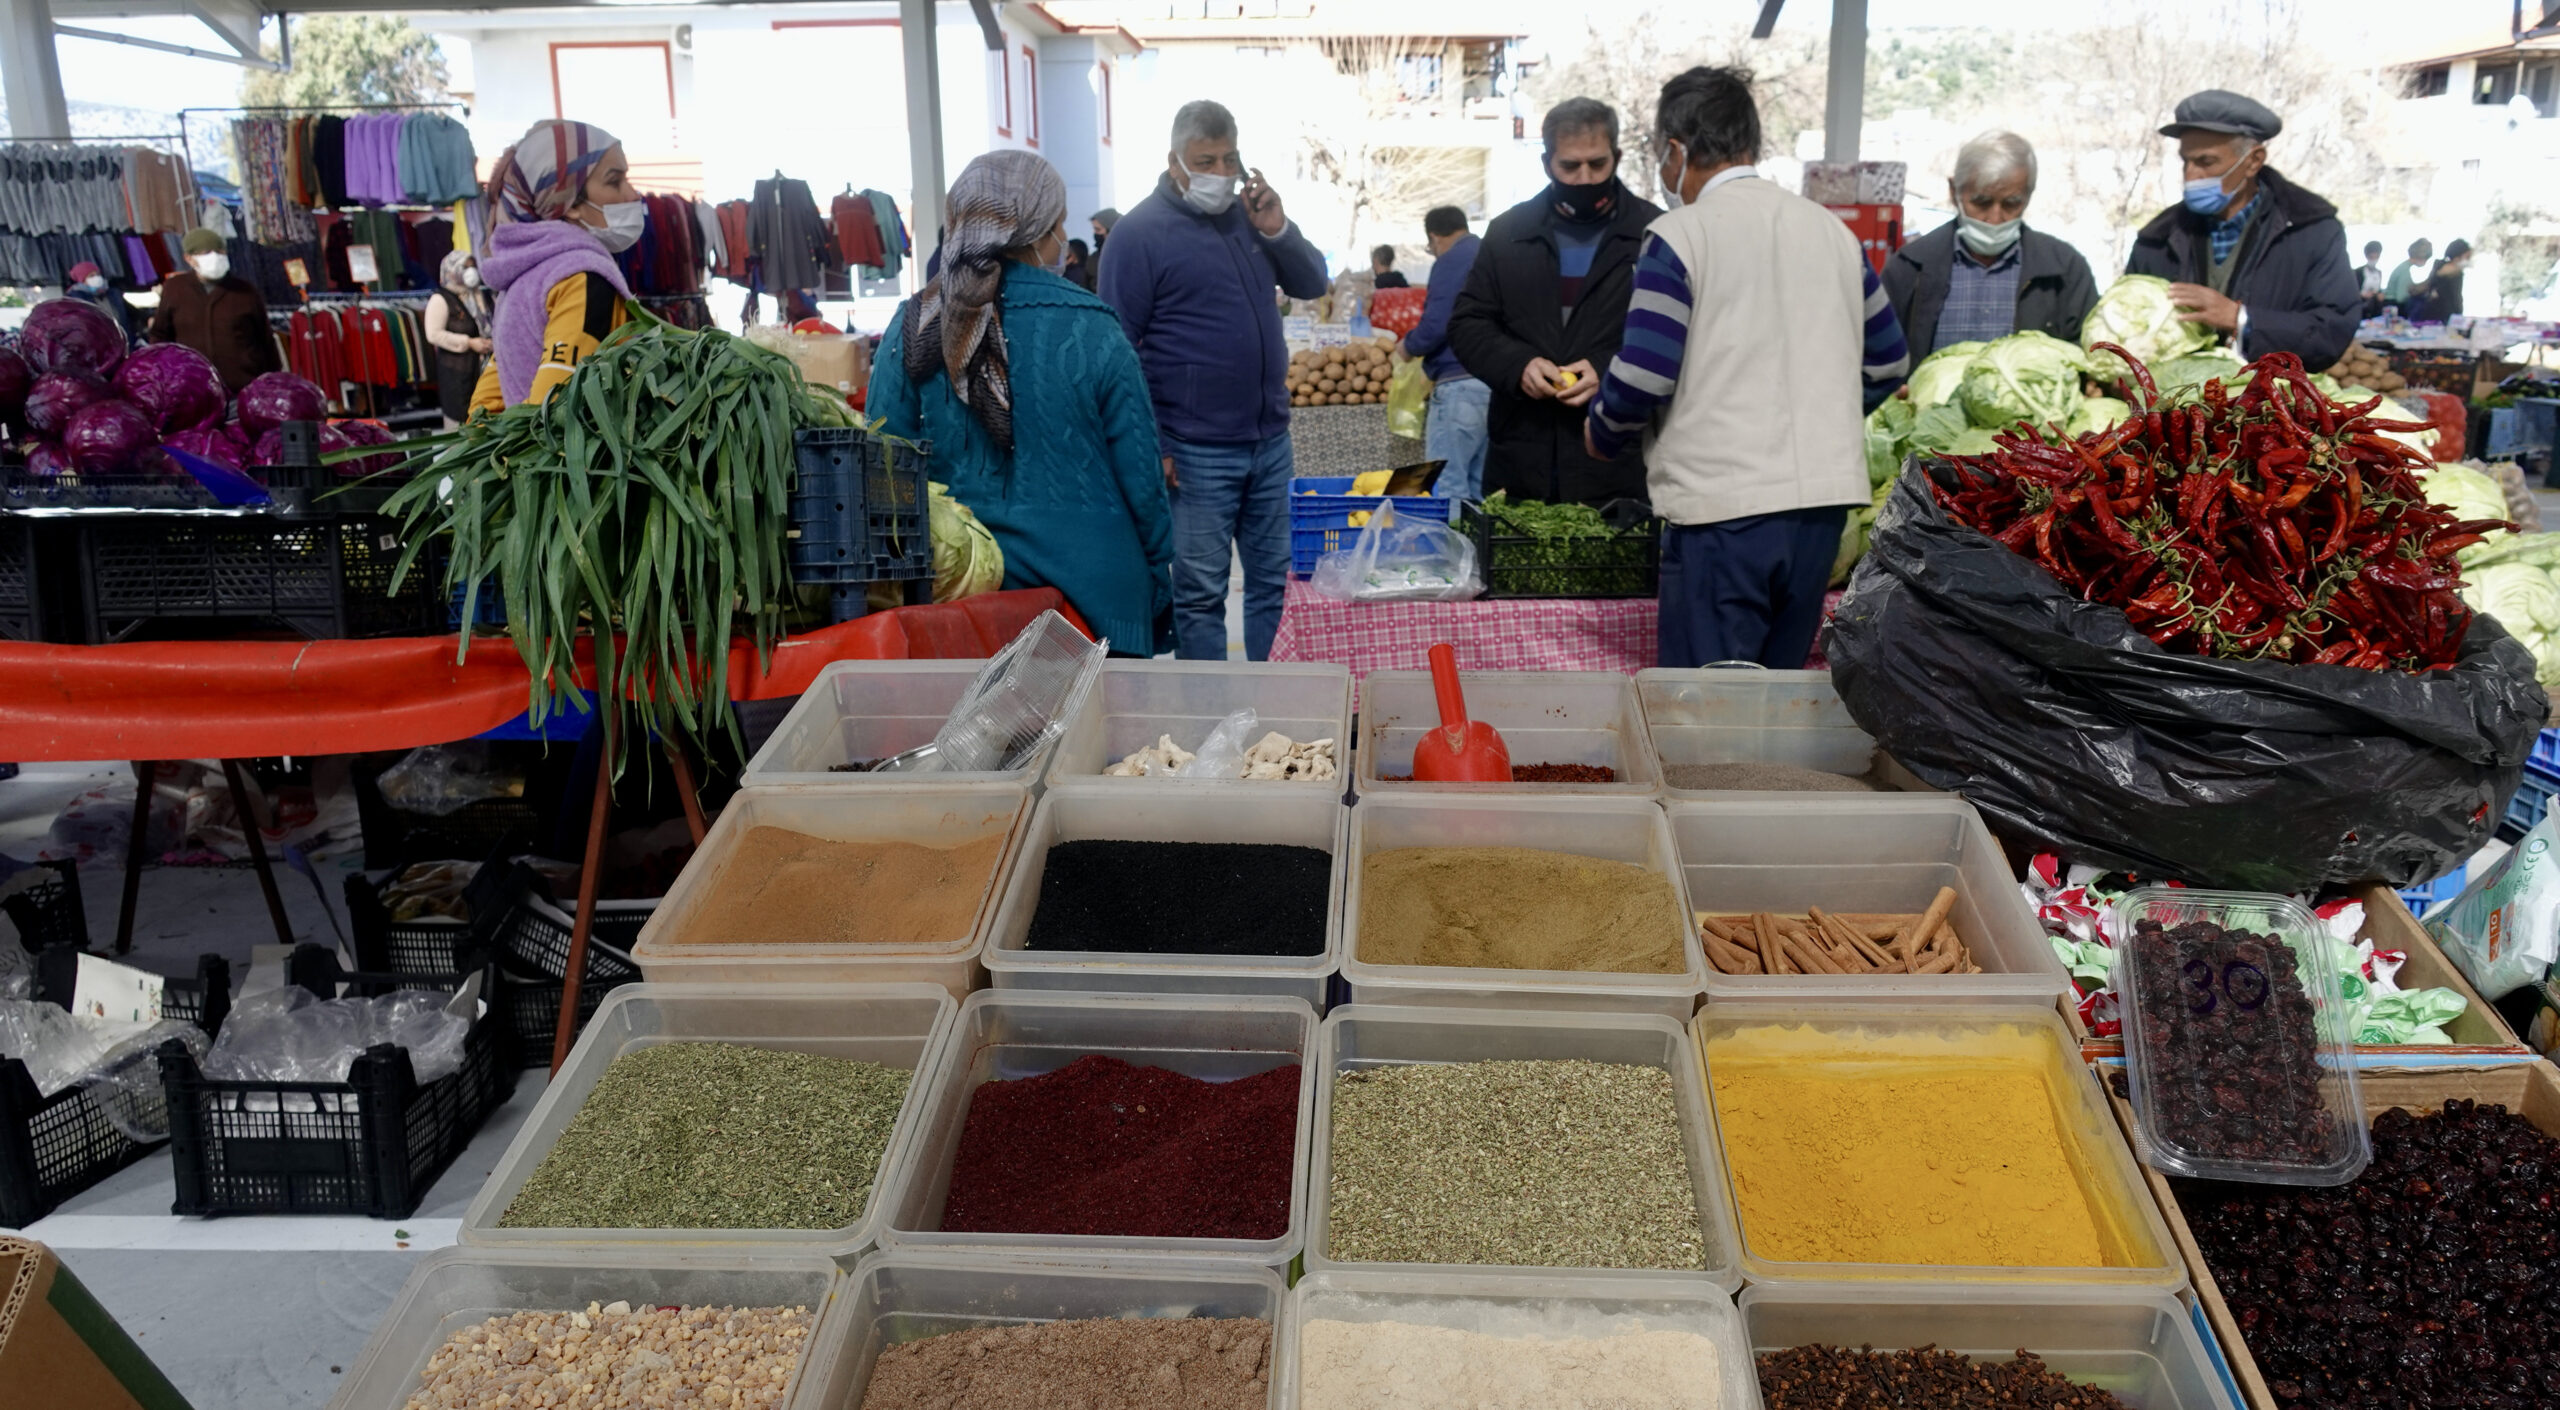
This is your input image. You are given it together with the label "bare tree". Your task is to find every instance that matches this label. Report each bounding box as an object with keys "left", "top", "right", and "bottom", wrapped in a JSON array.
[
  {"left": 1298, "top": 37, "right": 1497, "bottom": 252},
  {"left": 1532, "top": 11, "right": 1826, "bottom": 201}
]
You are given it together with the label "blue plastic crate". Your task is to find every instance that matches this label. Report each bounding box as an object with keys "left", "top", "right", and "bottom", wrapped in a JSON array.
[
  {"left": 2500, "top": 763, "right": 2560, "bottom": 841},
  {"left": 2396, "top": 868, "right": 2470, "bottom": 917},
  {"left": 447, "top": 578, "right": 505, "bottom": 631},
  {"left": 2532, "top": 728, "right": 2560, "bottom": 773},
  {"left": 1287, "top": 475, "right": 1454, "bottom": 575},
  {"left": 790, "top": 427, "right": 931, "bottom": 584}
]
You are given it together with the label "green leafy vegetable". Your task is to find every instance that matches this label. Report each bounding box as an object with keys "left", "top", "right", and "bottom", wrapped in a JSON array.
[
  {"left": 1906, "top": 341, "right": 1986, "bottom": 408},
  {"left": 1958, "top": 331, "right": 2087, "bottom": 432},
  {"left": 2080, "top": 273, "right": 2215, "bottom": 379},
  {"left": 1472, "top": 491, "right": 1653, "bottom": 596}
]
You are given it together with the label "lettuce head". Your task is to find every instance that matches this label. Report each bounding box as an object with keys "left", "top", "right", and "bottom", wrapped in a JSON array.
[
  {"left": 1907, "top": 341, "right": 1986, "bottom": 408},
  {"left": 2465, "top": 562, "right": 2560, "bottom": 688},
  {"left": 1958, "top": 331, "right": 2089, "bottom": 432},
  {"left": 2069, "top": 396, "right": 2134, "bottom": 438},
  {"left": 2081, "top": 274, "right": 2216, "bottom": 380}
]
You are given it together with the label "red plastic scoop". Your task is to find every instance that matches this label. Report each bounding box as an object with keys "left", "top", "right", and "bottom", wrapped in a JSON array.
[{"left": 1410, "top": 643, "right": 1511, "bottom": 783}]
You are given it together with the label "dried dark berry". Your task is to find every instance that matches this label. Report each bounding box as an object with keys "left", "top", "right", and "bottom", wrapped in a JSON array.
[
  {"left": 1757, "top": 1343, "right": 2134, "bottom": 1408},
  {"left": 2178, "top": 1101, "right": 2560, "bottom": 1410},
  {"left": 2126, "top": 916, "right": 2342, "bottom": 1168}
]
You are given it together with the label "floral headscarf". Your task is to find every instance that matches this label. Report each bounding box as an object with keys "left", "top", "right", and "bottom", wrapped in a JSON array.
[
  {"left": 900, "top": 150, "right": 1067, "bottom": 456},
  {"left": 488, "top": 119, "right": 620, "bottom": 224}
]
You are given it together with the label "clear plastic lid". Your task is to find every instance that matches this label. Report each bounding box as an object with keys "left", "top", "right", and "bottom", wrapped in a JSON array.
[
  {"left": 890, "top": 610, "right": 1105, "bottom": 775},
  {"left": 2112, "top": 887, "right": 2370, "bottom": 1186}
]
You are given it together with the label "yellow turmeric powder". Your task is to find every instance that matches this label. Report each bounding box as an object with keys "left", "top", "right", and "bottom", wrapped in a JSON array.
[{"left": 1708, "top": 1031, "right": 2117, "bottom": 1269}]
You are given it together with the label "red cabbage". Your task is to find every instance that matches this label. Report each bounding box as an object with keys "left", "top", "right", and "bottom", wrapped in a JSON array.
[
  {"left": 19, "top": 299, "right": 125, "bottom": 380},
  {"left": 24, "top": 373, "right": 109, "bottom": 439},
  {"left": 163, "top": 425, "right": 244, "bottom": 472},
  {"left": 113, "top": 343, "right": 226, "bottom": 432},
  {"left": 20, "top": 441, "right": 69, "bottom": 476},
  {"left": 236, "top": 371, "right": 328, "bottom": 437},
  {"left": 63, "top": 400, "right": 157, "bottom": 472},
  {"left": 334, "top": 418, "right": 401, "bottom": 476},
  {"left": 0, "top": 346, "right": 29, "bottom": 423}
]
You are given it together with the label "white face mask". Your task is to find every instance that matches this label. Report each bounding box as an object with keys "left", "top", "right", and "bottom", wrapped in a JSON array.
[
  {"left": 82, "top": 275, "right": 108, "bottom": 292},
  {"left": 1659, "top": 141, "right": 1689, "bottom": 210},
  {"left": 588, "top": 200, "right": 647, "bottom": 253},
  {"left": 190, "top": 253, "right": 230, "bottom": 282},
  {"left": 461, "top": 266, "right": 481, "bottom": 289},
  {"left": 1957, "top": 212, "right": 2024, "bottom": 257},
  {"left": 1177, "top": 157, "right": 1239, "bottom": 217}
]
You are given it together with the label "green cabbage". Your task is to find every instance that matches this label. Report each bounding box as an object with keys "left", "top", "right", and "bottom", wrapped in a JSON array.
[
  {"left": 1864, "top": 397, "right": 1915, "bottom": 486},
  {"left": 2466, "top": 561, "right": 2560, "bottom": 688},
  {"left": 1957, "top": 331, "right": 2088, "bottom": 432},
  {"left": 1906, "top": 402, "right": 1976, "bottom": 457},
  {"left": 2081, "top": 274, "right": 2215, "bottom": 379},
  {"left": 2069, "top": 396, "right": 2133, "bottom": 438},
  {"left": 930, "top": 481, "right": 1005, "bottom": 601},
  {"left": 1908, "top": 341, "right": 1986, "bottom": 408},
  {"left": 1948, "top": 426, "right": 2002, "bottom": 456},
  {"left": 2419, "top": 462, "right": 2509, "bottom": 528},
  {"left": 2152, "top": 350, "right": 2245, "bottom": 393}
]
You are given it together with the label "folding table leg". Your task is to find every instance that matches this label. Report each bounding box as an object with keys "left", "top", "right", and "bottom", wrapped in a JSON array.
[
  {"left": 551, "top": 761, "right": 614, "bottom": 1073},
  {"left": 114, "top": 760, "right": 155, "bottom": 955},
  {"left": 219, "top": 758, "right": 297, "bottom": 949}
]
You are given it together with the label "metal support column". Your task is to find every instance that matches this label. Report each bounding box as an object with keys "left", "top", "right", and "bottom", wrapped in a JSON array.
[
  {"left": 1821, "top": 0, "right": 1867, "bottom": 164},
  {"left": 1, "top": 0, "right": 71, "bottom": 139},
  {"left": 900, "top": 0, "right": 947, "bottom": 268}
]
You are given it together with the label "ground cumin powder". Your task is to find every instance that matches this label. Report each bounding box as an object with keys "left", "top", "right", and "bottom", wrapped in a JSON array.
[
  {"left": 1358, "top": 846, "right": 1684, "bottom": 973},
  {"left": 674, "top": 826, "right": 1006, "bottom": 945},
  {"left": 1708, "top": 1035, "right": 2114, "bottom": 1269},
  {"left": 857, "top": 1317, "right": 1270, "bottom": 1410}
]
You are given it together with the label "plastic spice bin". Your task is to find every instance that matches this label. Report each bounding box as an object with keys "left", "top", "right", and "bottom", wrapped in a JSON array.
[
  {"left": 1305, "top": 1004, "right": 1740, "bottom": 1290},
  {"left": 1739, "top": 1283, "right": 2241, "bottom": 1410},
  {"left": 1356, "top": 669, "right": 1661, "bottom": 795},
  {"left": 460, "top": 983, "right": 957, "bottom": 1257},
  {"left": 1638, "top": 667, "right": 1889, "bottom": 798},
  {"left": 876, "top": 990, "right": 1318, "bottom": 1266},
  {"left": 2113, "top": 888, "right": 2370, "bottom": 1186},
  {"left": 792, "top": 1252, "right": 1285, "bottom": 1410},
  {"left": 325, "top": 1246, "right": 848, "bottom": 1410},
  {"left": 1667, "top": 795, "right": 2069, "bottom": 1003},
  {"left": 1341, "top": 794, "right": 1705, "bottom": 1018},
  {"left": 980, "top": 786, "right": 1345, "bottom": 1006},
  {"left": 629, "top": 784, "right": 1028, "bottom": 998},
  {"left": 743, "top": 660, "right": 1063, "bottom": 789},
  {"left": 1044, "top": 659, "right": 1353, "bottom": 786},
  {"left": 1692, "top": 1002, "right": 2184, "bottom": 1289},
  {"left": 1276, "top": 1269, "right": 1760, "bottom": 1410}
]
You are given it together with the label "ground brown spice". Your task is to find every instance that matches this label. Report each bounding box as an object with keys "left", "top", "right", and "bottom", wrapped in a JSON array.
[
  {"left": 672, "top": 826, "right": 1006, "bottom": 945},
  {"left": 1359, "top": 846, "right": 1686, "bottom": 973},
  {"left": 857, "top": 1317, "right": 1271, "bottom": 1410}
]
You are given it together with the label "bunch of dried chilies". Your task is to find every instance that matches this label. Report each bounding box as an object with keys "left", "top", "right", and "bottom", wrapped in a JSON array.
[{"left": 1926, "top": 343, "right": 2509, "bottom": 672}]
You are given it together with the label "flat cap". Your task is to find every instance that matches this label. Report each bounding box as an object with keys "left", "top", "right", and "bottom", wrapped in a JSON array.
[
  {"left": 182, "top": 227, "right": 225, "bottom": 255},
  {"left": 2161, "top": 90, "right": 2281, "bottom": 141}
]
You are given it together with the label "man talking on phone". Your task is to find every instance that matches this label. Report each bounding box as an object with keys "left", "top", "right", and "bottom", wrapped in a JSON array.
[
  {"left": 1448, "top": 97, "right": 1662, "bottom": 508},
  {"left": 1100, "top": 100, "right": 1329, "bottom": 661}
]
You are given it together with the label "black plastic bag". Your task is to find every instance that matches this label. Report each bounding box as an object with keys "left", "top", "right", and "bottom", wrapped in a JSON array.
[{"left": 1826, "top": 464, "right": 2549, "bottom": 892}]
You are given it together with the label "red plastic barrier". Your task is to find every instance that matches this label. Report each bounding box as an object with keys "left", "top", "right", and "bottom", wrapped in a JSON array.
[{"left": 0, "top": 588, "right": 1083, "bottom": 762}]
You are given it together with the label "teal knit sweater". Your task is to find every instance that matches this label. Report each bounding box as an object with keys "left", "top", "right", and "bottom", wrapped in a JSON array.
[{"left": 870, "top": 265, "right": 1173, "bottom": 653}]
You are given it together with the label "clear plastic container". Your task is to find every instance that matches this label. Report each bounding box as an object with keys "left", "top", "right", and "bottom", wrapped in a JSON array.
[
  {"left": 1306, "top": 1003, "right": 1740, "bottom": 1291},
  {"left": 1692, "top": 1002, "right": 2183, "bottom": 1289},
  {"left": 1276, "top": 1269, "right": 1760, "bottom": 1410},
  {"left": 1667, "top": 796, "right": 2070, "bottom": 1003},
  {"left": 459, "top": 983, "right": 957, "bottom": 1258},
  {"left": 1739, "top": 1283, "right": 2241, "bottom": 1410},
  {"left": 896, "top": 609, "right": 1105, "bottom": 775},
  {"left": 1638, "top": 666, "right": 1890, "bottom": 799},
  {"left": 1341, "top": 794, "right": 1704, "bottom": 1018},
  {"left": 1045, "top": 659, "right": 1353, "bottom": 786},
  {"left": 326, "top": 1246, "right": 847, "bottom": 1410},
  {"left": 742, "top": 660, "right": 1059, "bottom": 788},
  {"left": 792, "top": 1252, "right": 1285, "bottom": 1410},
  {"left": 629, "top": 784, "right": 1027, "bottom": 997},
  {"left": 2113, "top": 888, "right": 2371, "bottom": 1186},
  {"left": 1355, "top": 669, "right": 1661, "bottom": 796},
  {"left": 980, "top": 785, "right": 1345, "bottom": 1006},
  {"left": 877, "top": 989, "right": 1318, "bottom": 1266}
]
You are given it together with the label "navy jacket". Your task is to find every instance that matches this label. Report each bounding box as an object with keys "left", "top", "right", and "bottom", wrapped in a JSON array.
[
  {"left": 2125, "top": 167, "right": 2360, "bottom": 370},
  {"left": 1402, "top": 233, "right": 1480, "bottom": 383},
  {"left": 1883, "top": 221, "right": 2098, "bottom": 356},
  {"left": 1097, "top": 174, "right": 1329, "bottom": 445}
]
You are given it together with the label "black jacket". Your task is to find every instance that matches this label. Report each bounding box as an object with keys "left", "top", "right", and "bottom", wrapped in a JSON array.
[
  {"left": 1448, "top": 186, "right": 1661, "bottom": 506},
  {"left": 1883, "top": 221, "right": 2099, "bottom": 356},
  {"left": 2124, "top": 167, "right": 2360, "bottom": 370}
]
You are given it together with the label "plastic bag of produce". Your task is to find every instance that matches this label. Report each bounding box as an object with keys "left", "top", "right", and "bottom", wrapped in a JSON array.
[
  {"left": 1828, "top": 465, "right": 2549, "bottom": 892},
  {"left": 1385, "top": 357, "right": 1431, "bottom": 441},
  {"left": 1311, "top": 500, "right": 1480, "bottom": 603},
  {"left": 2426, "top": 813, "right": 2560, "bottom": 998}
]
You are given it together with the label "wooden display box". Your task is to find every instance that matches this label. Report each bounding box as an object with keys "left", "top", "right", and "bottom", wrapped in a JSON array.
[{"left": 2117, "top": 1059, "right": 2560, "bottom": 1410}]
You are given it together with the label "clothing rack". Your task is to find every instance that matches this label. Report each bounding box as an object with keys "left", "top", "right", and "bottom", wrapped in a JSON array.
[{"left": 175, "top": 102, "right": 470, "bottom": 195}]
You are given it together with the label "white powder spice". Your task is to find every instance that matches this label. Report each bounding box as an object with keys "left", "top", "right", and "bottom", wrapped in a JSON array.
[{"left": 1298, "top": 1319, "right": 1725, "bottom": 1409}]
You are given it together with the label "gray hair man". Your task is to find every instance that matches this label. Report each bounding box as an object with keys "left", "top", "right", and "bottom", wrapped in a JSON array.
[
  {"left": 1097, "top": 99, "right": 1328, "bottom": 661},
  {"left": 1881, "top": 130, "right": 2098, "bottom": 355},
  {"left": 2124, "top": 90, "right": 2359, "bottom": 368}
]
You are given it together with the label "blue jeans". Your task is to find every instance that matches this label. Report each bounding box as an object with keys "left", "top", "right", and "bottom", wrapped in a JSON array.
[
  {"left": 1423, "top": 375, "right": 1491, "bottom": 504},
  {"left": 1657, "top": 507, "right": 1848, "bottom": 669},
  {"left": 1166, "top": 430, "right": 1294, "bottom": 660}
]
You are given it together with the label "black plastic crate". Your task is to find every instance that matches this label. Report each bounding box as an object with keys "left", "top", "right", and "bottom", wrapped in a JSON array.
[
  {"left": 491, "top": 883, "right": 650, "bottom": 988},
  {"left": 157, "top": 947, "right": 515, "bottom": 1219},
  {"left": 349, "top": 754, "right": 547, "bottom": 872},
  {"left": 343, "top": 866, "right": 502, "bottom": 976},
  {"left": 1, "top": 951, "right": 230, "bottom": 1229},
  {"left": 0, "top": 517, "right": 37, "bottom": 642},
  {"left": 493, "top": 966, "right": 629, "bottom": 1069},
  {"left": 77, "top": 513, "right": 438, "bottom": 642},
  {"left": 2, "top": 465, "right": 223, "bottom": 512},
  {"left": 788, "top": 427, "right": 932, "bottom": 585},
  {"left": 2, "top": 859, "right": 86, "bottom": 955},
  {"left": 1462, "top": 497, "right": 1662, "bottom": 599}
]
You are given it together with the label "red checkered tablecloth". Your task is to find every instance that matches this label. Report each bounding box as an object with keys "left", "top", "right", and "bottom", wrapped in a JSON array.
[{"left": 1268, "top": 577, "right": 1658, "bottom": 684}]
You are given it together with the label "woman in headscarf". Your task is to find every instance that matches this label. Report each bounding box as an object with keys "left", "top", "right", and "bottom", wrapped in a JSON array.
[
  {"left": 423, "top": 250, "right": 492, "bottom": 428},
  {"left": 869, "top": 151, "right": 1173, "bottom": 652},
  {"left": 468, "top": 119, "right": 645, "bottom": 412}
]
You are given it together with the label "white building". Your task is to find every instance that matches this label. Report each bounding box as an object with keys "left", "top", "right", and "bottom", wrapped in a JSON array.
[{"left": 2384, "top": 11, "right": 2560, "bottom": 314}]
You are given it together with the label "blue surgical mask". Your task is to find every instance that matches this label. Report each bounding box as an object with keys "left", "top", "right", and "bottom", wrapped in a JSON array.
[
  {"left": 1957, "top": 213, "right": 2023, "bottom": 257},
  {"left": 2182, "top": 175, "right": 2233, "bottom": 217}
]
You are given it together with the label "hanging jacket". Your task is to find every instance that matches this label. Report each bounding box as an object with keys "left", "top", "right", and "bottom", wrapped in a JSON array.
[{"left": 2124, "top": 166, "right": 2359, "bottom": 370}]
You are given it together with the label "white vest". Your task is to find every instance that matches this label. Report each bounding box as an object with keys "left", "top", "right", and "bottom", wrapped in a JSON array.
[{"left": 1640, "top": 175, "right": 1871, "bottom": 526}]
